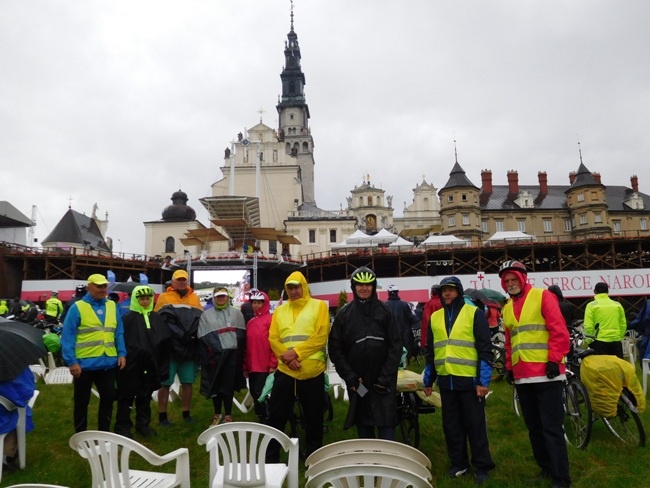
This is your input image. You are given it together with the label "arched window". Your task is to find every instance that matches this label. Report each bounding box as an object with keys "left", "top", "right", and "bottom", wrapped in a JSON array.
[
  {"left": 302, "top": 141, "right": 309, "bottom": 152},
  {"left": 273, "top": 149, "right": 278, "bottom": 161},
  {"left": 286, "top": 142, "right": 291, "bottom": 154},
  {"left": 165, "top": 237, "right": 175, "bottom": 253},
  {"left": 423, "top": 197, "right": 430, "bottom": 210}
]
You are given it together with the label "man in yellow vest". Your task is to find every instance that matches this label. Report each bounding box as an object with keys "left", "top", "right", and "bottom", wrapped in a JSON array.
[
  {"left": 45, "top": 290, "right": 63, "bottom": 324},
  {"left": 423, "top": 276, "right": 495, "bottom": 485},
  {"left": 499, "top": 260, "right": 570, "bottom": 488},
  {"left": 267, "top": 271, "right": 330, "bottom": 461},
  {"left": 62, "top": 274, "right": 126, "bottom": 432}
]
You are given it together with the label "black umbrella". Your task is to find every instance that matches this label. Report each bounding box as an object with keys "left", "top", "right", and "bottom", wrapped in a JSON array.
[
  {"left": 108, "top": 282, "right": 142, "bottom": 293},
  {"left": 0, "top": 316, "right": 47, "bottom": 381}
]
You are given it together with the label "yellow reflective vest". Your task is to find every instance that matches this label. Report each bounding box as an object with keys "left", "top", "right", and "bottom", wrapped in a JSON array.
[
  {"left": 430, "top": 305, "right": 478, "bottom": 377},
  {"left": 75, "top": 301, "right": 118, "bottom": 359},
  {"left": 502, "top": 288, "right": 562, "bottom": 366}
]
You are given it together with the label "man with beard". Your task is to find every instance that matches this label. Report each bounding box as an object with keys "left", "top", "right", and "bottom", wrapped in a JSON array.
[
  {"left": 329, "top": 267, "right": 402, "bottom": 439},
  {"left": 500, "top": 260, "right": 570, "bottom": 488}
]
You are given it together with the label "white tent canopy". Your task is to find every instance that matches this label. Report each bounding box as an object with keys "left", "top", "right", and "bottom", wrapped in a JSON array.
[
  {"left": 345, "top": 229, "right": 372, "bottom": 244},
  {"left": 372, "top": 228, "right": 399, "bottom": 244},
  {"left": 388, "top": 236, "right": 415, "bottom": 249},
  {"left": 485, "top": 230, "right": 536, "bottom": 245},
  {"left": 419, "top": 235, "right": 468, "bottom": 249}
]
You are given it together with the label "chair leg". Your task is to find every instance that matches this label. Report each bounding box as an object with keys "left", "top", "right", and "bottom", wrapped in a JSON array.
[{"left": 17, "top": 407, "right": 26, "bottom": 469}]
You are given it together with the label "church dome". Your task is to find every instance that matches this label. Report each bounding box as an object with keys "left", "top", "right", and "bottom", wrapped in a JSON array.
[{"left": 162, "top": 189, "right": 196, "bottom": 221}]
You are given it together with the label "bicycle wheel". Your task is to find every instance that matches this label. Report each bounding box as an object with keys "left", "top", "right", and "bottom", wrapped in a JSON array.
[
  {"left": 602, "top": 389, "right": 646, "bottom": 447},
  {"left": 397, "top": 392, "right": 420, "bottom": 448},
  {"left": 491, "top": 346, "right": 506, "bottom": 382},
  {"left": 563, "top": 379, "right": 592, "bottom": 449},
  {"left": 513, "top": 387, "right": 521, "bottom": 417}
]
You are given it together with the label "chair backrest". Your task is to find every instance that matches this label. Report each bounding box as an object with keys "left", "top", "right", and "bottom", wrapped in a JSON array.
[
  {"left": 69, "top": 430, "right": 190, "bottom": 488},
  {"left": 305, "top": 451, "right": 432, "bottom": 481},
  {"left": 305, "top": 438, "right": 431, "bottom": 469},
  {"left": 197, "top": 421, "right": 298, "bottom": 488},
  {"left": 6, "top": 484, "right": 71, "bottom": 488},
  {"left": 304, "top": 464, "right": 433, "bottom": 488}
]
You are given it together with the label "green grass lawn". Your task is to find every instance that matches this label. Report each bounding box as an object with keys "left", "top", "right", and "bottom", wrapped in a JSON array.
[{"left": 4, "top": 367, "right": 650, "bottom": 487}]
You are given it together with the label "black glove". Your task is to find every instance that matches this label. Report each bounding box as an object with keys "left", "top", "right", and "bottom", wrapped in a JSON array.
[
  {"left": 546, "top": 362, "right": 560, "bottom": 379},
  {"left": 505, "top": 370, "right": 515, "bottom": 385},
  {"left": 373, "top": 383, "right": 390, "bottom": 395}
]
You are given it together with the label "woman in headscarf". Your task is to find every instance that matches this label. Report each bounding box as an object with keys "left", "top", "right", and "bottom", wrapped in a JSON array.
[{"left": 198, "top": 287, "right": 246, "bottom": 426}]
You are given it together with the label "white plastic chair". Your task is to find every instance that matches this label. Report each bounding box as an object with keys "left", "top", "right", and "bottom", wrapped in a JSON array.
[
  {"left": 233, "top": 378, "right": 255, "bottom": 414},
  {"left": 151, "top": 375, "right": 181, "bottom": 402},
  {"left": 0, "top": 390, "right": 40, "bottom": 483},
  {"left": 305, "top": 438, "right": 431, "bottom": 470},
  {"left": 69, "top": 430, "right": 190, "bottom": 488},
  {"left": 643, "top": 358, "right": 650, "bottom": 396},
  {"left": 29, "top": 358, "right": 47, "bottom": 382},
  {"left": 305, "top": 451, "right": 432, "bottom": 482},
  {"left": 197, "top": 421, "right": 299, "bottom": 488},
  {"left": 622, "top": 331, "right": 638, "bottom": 366},
  {"left": 6, "top": 484, "right": 71, "bottom": 488},
  {"left": 43, "top": 353, "right": 73, "bottom": 385},
  {"left": 304, "top": 464, "right": 434, "bottom": 488}
]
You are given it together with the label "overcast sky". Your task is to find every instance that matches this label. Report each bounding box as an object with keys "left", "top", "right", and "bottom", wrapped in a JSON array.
[{"left": 2, "top": 0, "right": 650, "bottom": 255}]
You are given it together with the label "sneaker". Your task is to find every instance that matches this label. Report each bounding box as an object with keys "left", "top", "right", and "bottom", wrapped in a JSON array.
[
  {"left": 475, "top": 471, "right": 489, "bottom": 485},
  {"left": 448, "top": 467, "right": 469, "bottom": 479},
  {"left": 183, "top": 416, "right": 196, "bottom": 424},
  {"left": 211, "top": 415, "right": 223, "bottom": 427},
  {"left": 224, "top": 415, "right": 233, "bottom": 423},
  {"left": 158, "top": 418, "right": 174, "bottom": 427}
]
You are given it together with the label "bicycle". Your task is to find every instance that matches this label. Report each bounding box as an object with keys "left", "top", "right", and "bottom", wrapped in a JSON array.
[
  {"left": 491, "top": 330, "right": 506, "bottom": 383},
  {"left": 288, "top": 390, "right": 334, "bottom": 458},
  {"left": 395, "top": 390, "right": 436, "bottom": 448},
  {"left": 510, "top": 323, "right": 593, "bottom": 450},
  {"left": 566, "top": 323, "right": 645, "bottom": 448}
]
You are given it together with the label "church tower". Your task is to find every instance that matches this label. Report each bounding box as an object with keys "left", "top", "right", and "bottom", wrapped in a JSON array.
[{"left": 276, "top": 5, "right": 316, "bottom": 205}]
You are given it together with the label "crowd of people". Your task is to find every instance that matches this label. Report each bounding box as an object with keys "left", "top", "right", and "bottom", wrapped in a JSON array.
[{"left": 2, "top": 261, "right": 646, "bottom": 487}]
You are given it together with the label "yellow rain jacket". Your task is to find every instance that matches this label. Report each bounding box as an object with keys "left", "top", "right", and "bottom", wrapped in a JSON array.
[{"left": 269, "top": 271, "right": 329, "bottom": 380}]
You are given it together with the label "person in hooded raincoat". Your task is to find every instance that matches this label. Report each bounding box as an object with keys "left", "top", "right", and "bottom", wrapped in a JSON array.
[
  {"left": 329, "top": 266, "right": 402, "bottom": 439},
  {"left": 266, "top": 271, "right": 330, "bottom": 462},
  {"left": 114, "top": 286, "right": 171, "bottom": 438},
  {"left": 243, "top": 291, "right": 277, "bottom": 422},
  {"left": 423, "top": 276, "right": 495, "bottom": 485},
  {"left": 197, "top": 287, "right": 246, "bottom": 426}
]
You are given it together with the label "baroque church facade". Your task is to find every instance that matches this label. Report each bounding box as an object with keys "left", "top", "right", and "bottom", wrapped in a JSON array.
[{"left": 142, "top": 13, "right": 650, "bottom": 263}]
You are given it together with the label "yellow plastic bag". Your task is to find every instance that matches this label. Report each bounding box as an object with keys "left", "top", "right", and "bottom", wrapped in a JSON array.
[
  {"left": 580, "top": 355, "right": 646, "bottom": 418},
  {"left": 396, "top": 369, "right": 424, "bottom": 392}
]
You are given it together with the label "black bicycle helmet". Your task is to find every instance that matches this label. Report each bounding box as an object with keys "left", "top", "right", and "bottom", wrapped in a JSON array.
[
  {"left": 430, "top": 284, "right": 441, "bottom": 297},
  {"left": 498, "top": 260, "right": 528, "bottom": 277}
]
